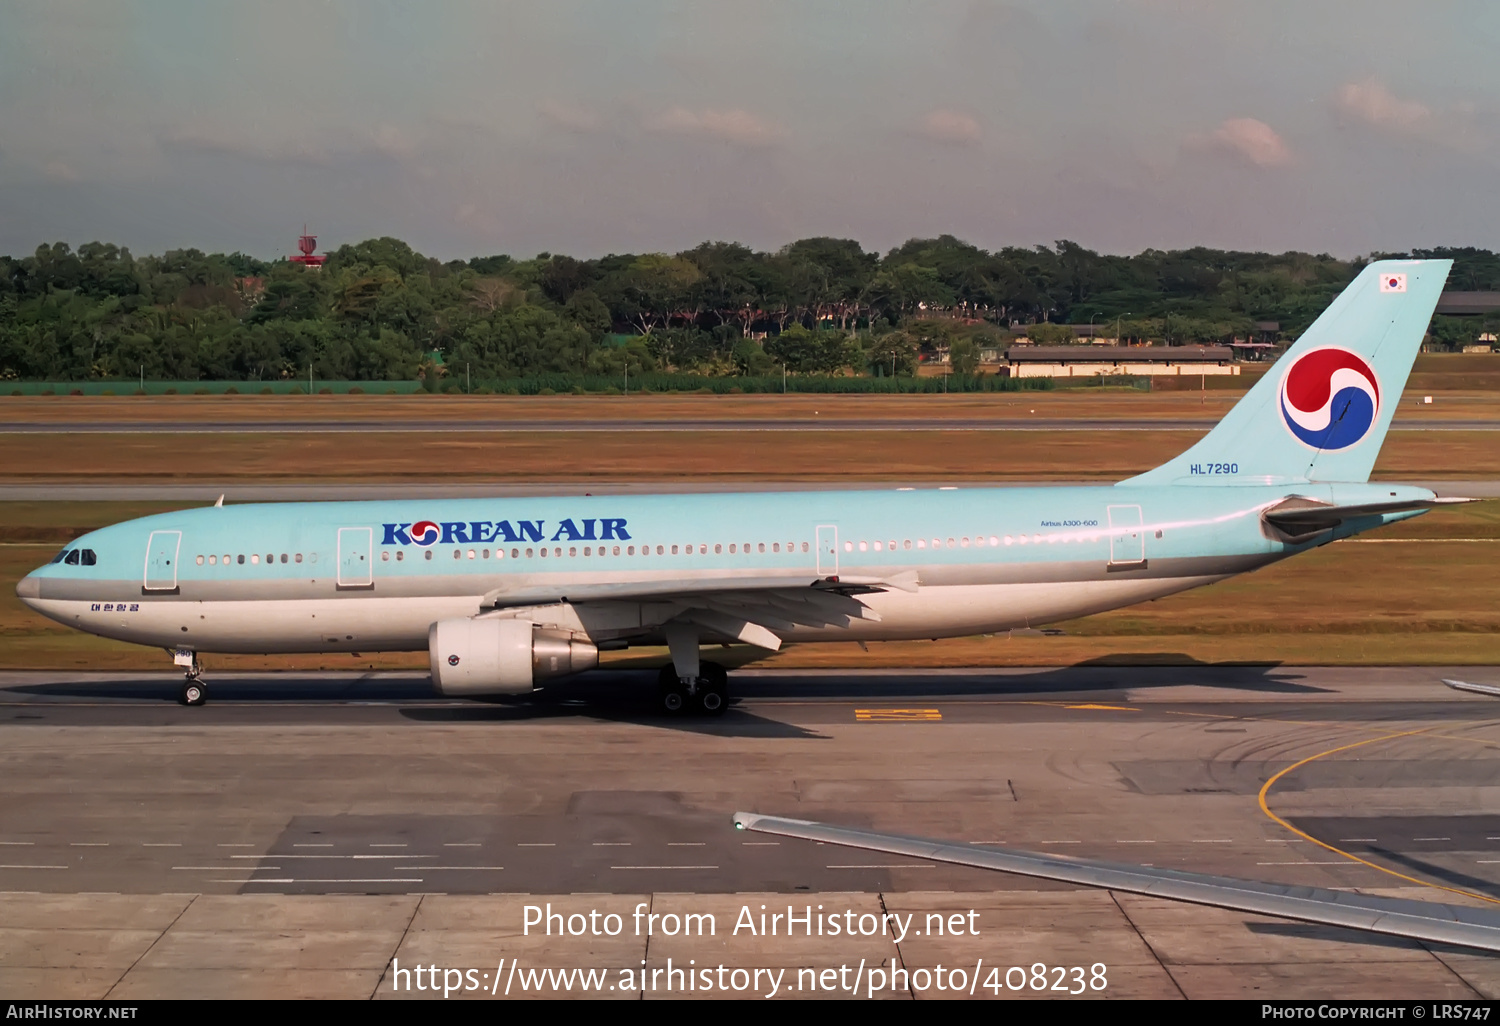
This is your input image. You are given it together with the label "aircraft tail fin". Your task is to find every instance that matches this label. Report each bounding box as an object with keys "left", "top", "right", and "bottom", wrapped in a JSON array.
[{"left": 1122, "top": 259, "right": 1451, "bottom": 487}]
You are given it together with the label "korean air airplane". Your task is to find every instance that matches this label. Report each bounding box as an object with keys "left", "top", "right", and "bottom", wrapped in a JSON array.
[{"left": 16, "top": 260, "right": 1460, "bottom": 714}]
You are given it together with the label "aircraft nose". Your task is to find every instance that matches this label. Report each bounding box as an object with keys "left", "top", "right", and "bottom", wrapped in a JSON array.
[{"left": 15, "top": 572, "right": 41, "bottom": 606}]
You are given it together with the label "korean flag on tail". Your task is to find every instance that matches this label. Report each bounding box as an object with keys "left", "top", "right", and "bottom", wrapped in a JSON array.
[{"left": 1380, "top": 273, "right": 1407, "bottom": 293}]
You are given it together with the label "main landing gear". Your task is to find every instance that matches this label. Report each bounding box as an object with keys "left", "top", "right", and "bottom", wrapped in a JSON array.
[
  {"left": 657, "top": 662, "right": 728, "bottom": 717},
  {"left": 175, "top": 649, "right": 207, "bottom": 706},
  {"left": 657, "top": 623, "right": 732, "bottom": 717}
]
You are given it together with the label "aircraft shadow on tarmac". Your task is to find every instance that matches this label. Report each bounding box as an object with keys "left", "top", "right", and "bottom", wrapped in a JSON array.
[
  {"left": 3, "top": 655, "right": 1328, "bottom": 707},
  {"left": 1368, "top": 846, "right": 1500, "bottom": 900}
]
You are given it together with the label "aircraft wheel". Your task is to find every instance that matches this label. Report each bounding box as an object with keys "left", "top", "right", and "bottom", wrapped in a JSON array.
[
  {"left": 657, "top": 665, "right": 687, "bottom": 715},
  {"left": 697, "top": 685, "right": 727, "bottom": 716},
  {"left": 660, "top": 686, "right": 687, "bottom": 715},
  {"left": 180, "top": 680, "right": 207, "bottom": 707}
]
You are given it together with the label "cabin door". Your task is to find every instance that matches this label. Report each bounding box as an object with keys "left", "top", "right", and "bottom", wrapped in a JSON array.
[
  {"left": 1106, "top": 505, "right": 1146, "bottom": 570},
  {"left": 143, "top": 530, "right": 182, "bottom": 592},
  {"left": 816, "top": 525, "right": 838, "bottom": 577},
  {"left": 337, "top": 527, "right": 374, "bottom": 589}
]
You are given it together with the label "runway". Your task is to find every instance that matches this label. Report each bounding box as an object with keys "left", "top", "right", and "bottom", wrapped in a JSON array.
[
  {"left": 5, "top": 664, "right": 1500, "bottom": 998},
  {"left": 5, "top": 479, "right": 1500, "bottom": 501},
  {"left": 1, "top": 417, "right": 1496, "bottom": 433}
]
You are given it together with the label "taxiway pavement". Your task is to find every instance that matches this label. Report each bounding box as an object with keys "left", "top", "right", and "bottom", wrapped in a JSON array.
[{"left": 3, "top": 665, "right": 1499, "bottom": 999}]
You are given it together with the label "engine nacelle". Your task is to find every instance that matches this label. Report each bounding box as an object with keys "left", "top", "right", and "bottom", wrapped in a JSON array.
[{"left": 428, "top": 617, "right": 599, "bottom": 697}]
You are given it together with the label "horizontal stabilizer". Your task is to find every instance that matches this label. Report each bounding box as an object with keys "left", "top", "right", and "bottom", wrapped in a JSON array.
[
  {"left": 1263, "top": 496, "right": 1472, "bottom": 539},
  {"left": 732, "top": 811, "right": 1500, "bottom": 953}
]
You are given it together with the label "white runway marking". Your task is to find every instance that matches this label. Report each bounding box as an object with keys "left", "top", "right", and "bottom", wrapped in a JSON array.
[
  {"left": 174, "top": 866, "right": 280, "bottom": 871},
  {"left": 827, "top": 864, "right": 934, "bottom": 869},
  {"left": 236, "top": 878, "right": 423, "bottom": 884},
  {"left": 231, "top": 854, "right": 432, "bottom": 860},
  {"left": 142, "top": 843, "right": 181, "bottom": 847},
  {"left": 610, "top": 865, "right": 719, "bottom": 870},
  {"left": 0, "top": 865, "right": 66, "bottom": 870},
  {"left": 396, "top": 866, "right": 504, "bottom": 871}
]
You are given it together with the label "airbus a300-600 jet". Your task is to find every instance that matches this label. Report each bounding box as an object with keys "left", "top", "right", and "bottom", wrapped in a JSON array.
[{"left": 17, "top": 260, "right": 1458, "bottom": 714}]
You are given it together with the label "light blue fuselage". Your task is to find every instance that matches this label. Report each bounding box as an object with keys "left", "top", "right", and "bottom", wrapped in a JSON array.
[{"left": 17, "top": 480, "right": 1426, "bottom": 654}]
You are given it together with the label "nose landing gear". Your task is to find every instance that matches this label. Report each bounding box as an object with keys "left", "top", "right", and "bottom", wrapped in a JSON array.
[{"left": 174, "top": 649, "right": 207, "bottom": 706}]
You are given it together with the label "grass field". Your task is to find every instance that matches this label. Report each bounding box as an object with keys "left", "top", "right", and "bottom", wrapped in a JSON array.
[
  {"left": 3, "top": 499, "right": 1498, "bottom": 671},
  {"left": 3, "top": 427, "right": 1500, "bottom": 484}
]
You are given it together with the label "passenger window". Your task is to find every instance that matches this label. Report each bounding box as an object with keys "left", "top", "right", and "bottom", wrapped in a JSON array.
[
  {"left": 381, "top": 551, "right": 389, "bottom": 561},
  {"left": 265, "top": 554, "right": 273, "bottom": 564},
  {"left": 482, "top": 549, "right": 490, "bottom": 559},
  {"left": 888, "top": 540, "right": 896, "bottom": 551},
  {"left": 309, "top": 553, "right": 317, "bottom": 563},
  {"left": 454, "top": 550, "right": 461, "bottom": 560},
  {"left": 843, "top": 542, "right": 852, "bottom": 552},
  {"left": 539, "top": 548, "right": 547, "bottom": 558},
  {"left": 904, "top": 540, "right": 912, "bottom": 550},
  {"left": 196, "top": 555, "right": 204, "bottom": 565},
  {"left": 569, "top": 547, "right": 577, "bottom": 557},
  {"left": 989, "top": 536, "right": 999, "bottom": 546},
  {"left": 612, "top": 546, "right": 620, "bottom": 556},
  {"left": 801, "top": 542, "right": 809, "bottom": 553},
  {"left": 511, "top": 549, "right": 519, "bottom": 559},
  {"left": 250, "top": 554, "right": 259, "bottom": 565},
  {"left": 873, "top": 541, "right": 881, "bottom": 551},
  {"left": 626, "top": 546, "right": 635, "bottom": 555},
  {"left": 238, "top": 554, "right": 245, "bottom": 564},
  {"left": 714, "top": 544, "right": 722, "bottom": 554},
  {"left": 395, "top": 551, "right": 403, "bottom": 561},
  {"left": 772, "top": 543, "right": 779, "bottom": 553},
  {"left": 656, "top": 545, "right": 664, "bottom": 555},
  {"left": 729, "top": 544, "right": 736, "bottom": 554},
  {"left": 758, "top": 543, "right": 765, "bottom": 553},
  {"left": 671, "top": 545, "right": 678, "bottom": 555},
  {"left": 425, "top": 550, "right": 433, "bottom": 560},
  {"left": 468, "top": 550, "right": 476, "bottom": 560},
  {"left": 209, "top": 555, "right": 217, "bottom": 565},
  {"left": 526, "top": 548, "right": 535, "bottom": 558},
  {"left": 296, "top": 553, "right": 303, "bottom": 563}
]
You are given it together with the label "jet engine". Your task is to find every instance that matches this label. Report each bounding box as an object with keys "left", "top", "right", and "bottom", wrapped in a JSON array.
[{"left": 428, "top": 617, "right": 599, "bottom": 696}]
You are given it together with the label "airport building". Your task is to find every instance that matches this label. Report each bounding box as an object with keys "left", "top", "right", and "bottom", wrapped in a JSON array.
[{"left": 1003, "top": 345, "right": 1240, "bottom": 378}]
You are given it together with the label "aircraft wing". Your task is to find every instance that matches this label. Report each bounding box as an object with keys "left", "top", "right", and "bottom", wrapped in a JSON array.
[
  {"left": 1263, "top": 496, "right": 1473, "bottom": 538},
  {"left": 485, "top": 574, "right": 919, "bottom": 651},
  {"left": 732, "top": 811, "right": 1500, "bottom": 953}
]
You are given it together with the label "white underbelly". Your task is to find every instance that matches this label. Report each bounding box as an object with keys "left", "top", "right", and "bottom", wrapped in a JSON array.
[
  {"left": 784, "top": 575, "right": 1227, "bottom": 641},
  {"left": 31, "top": 595, "right": 486, "bottom": 653},
  {"left": 33, "top": 575, "right": 1225, "bottom": 654}
]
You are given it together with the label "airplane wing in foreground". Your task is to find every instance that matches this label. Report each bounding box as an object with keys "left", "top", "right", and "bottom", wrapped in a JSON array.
[
  {"left": 731, "top": 811, "right": 1500, "bottom": 953},
  {"left": 1443, "top": 678, "right": 1500, "bottom": 698}
]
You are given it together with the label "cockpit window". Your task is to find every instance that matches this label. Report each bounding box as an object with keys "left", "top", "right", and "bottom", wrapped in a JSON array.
[
  {"left": 50, "top": 549, "right": 69, "bottom": 564},
  {"left": 80, "top": 549, "right": 97, "bottom": 566},
  {"left": 64, "top": 550, "right": 80, "bottom": 565}
]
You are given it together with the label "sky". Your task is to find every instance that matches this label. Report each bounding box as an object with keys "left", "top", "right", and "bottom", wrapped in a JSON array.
[{"left": 2, "top": 0, "right": 1498, "bottom": 262}]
